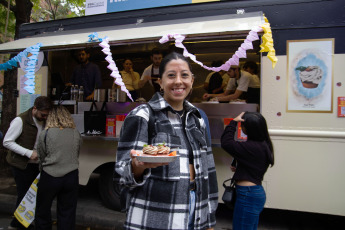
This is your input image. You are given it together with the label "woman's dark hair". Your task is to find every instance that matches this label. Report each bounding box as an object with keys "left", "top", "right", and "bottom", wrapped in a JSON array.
[
  {"left": 242, "top": 112, "right": 274, "bottom": 166},
  {"left": 159, "top": 52, "right": 192, "bottom": 78}
]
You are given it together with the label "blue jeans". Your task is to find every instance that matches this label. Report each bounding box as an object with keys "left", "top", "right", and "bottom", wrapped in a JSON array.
[
  {"left": 233, "top": 185, "right": 266, "bottom": 230},
  {"left": 188, "top": 190, "right": 196, "bottom": 230}
]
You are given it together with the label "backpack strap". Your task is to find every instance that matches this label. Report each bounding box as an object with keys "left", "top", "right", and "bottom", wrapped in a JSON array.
[
  {"left": 197, "top": 108, "right": 212, "bottom": 144},
  {"left": 146, "top": 104, "right": 156, "bottom": 141}
]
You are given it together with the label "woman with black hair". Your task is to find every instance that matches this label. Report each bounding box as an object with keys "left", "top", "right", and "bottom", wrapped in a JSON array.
[
  {"left": 116, "top": 52, "right": 218, "bottom": 230},
  {"left": 221, "top": 112, "right": 274, "bottom": 230}
]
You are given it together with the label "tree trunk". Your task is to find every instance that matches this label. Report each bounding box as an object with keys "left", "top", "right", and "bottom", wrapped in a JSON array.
[
  {"left": 14, "top": 0, "right": 33, "bottom": 39},
  {"left": 0, "top": 68, "right": 18, "bottom": 172},
  {"left": 0, "top": 0, "right": 32, "bottom": 173}
]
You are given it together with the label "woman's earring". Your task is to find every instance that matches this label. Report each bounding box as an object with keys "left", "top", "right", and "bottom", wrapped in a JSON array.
[{"left": 160, "top": 88, "right": 164, "bottom": 95}]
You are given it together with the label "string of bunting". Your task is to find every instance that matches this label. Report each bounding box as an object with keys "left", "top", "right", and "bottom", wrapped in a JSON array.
[
  {"left": 0, "top": 43, "right": 42, "bottom": 94},
  {"left": 88, "top": 32, "right": 134, "bottom": 101},
  {"left": 159, "top": 16, "right": 277, "bottom": 70},
  {"left": 0, "top": 16, "right": 277, "bottom": 95}
]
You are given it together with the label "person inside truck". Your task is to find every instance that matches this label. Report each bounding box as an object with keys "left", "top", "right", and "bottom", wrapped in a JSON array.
[
  {"left": 120, "top": 58, "right": 140, "bottom": 101},
  {"left": 69, "top": 48, "right": 102, "bottom": 101},
  {"left": 203, "top": 61, "right": 260, "bottom": 104},
  {"left": 204, "top": 60, "right": 229, "bottom": 95},
  {"left": 138, "top": 47, "right": 164, "bottom": 92},
  {"left": 115, "top": 52, "right": 218, "bottom": 230},
  {"left": 221, "top": 111, "right": 274, "bottom": 230}
]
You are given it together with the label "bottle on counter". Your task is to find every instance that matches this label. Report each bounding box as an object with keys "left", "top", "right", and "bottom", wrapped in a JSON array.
[
  {"left": 79, "top": 86, "right": 84, "bottom": 102},
  {"left": 74, "top": 85, "right": 79, "bottom": 101},
  {"left": 112, "top": 84, "right": 117, "bottom": 102},
  {"left": 70, "top": 85, "right": 75, "bottom": 100}
]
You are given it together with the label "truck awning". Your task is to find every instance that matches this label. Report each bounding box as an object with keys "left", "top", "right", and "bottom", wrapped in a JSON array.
[{"left": 0, "top": 11, "right": 263, "bottom": 54}]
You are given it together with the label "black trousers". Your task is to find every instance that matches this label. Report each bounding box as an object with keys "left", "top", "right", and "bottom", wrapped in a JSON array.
[
  {"left": 35, "top": 170, "right": 79, "bottom": 230},
  {"left": 11, "top": 163, "right": 40, "bottom": 229}
]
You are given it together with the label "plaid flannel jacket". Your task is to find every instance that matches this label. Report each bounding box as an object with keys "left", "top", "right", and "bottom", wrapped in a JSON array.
[{"left": 115, "top": 93, "right": 218, "bottom": 230}]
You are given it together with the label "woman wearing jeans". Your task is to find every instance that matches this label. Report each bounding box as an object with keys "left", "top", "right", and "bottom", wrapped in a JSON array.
[
  {"left": 116, "top": 52, "right": 218, "bottom": 230},
  {"left": 221, "top": 112, "right": 274, "bottom": 230}
]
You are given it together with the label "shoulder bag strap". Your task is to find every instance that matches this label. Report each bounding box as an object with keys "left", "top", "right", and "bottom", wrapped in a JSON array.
[
  {"left": 44, "top": 128, "right": 49, "bottom": 148},
  {"left": 100, "top": 101, "right": 107, "bottom": 111}
]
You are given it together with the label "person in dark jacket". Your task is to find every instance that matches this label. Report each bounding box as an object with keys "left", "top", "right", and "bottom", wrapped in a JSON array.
[
  {"left": 221, "top": 112, "right": 274, "bottom": 230},
  {"left": 3, "top": 96, "right": 52, "bottom": 230}
]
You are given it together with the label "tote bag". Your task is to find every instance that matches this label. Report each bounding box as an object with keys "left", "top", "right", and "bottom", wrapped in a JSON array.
[{"left": 84, "top": 101, "right": 107, "bottom": 135}]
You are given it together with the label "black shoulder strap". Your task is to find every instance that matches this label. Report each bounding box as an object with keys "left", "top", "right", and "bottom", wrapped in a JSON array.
[
  {"left": 44, "top": 128, "right": 49, "bottom": 148},
  {"left": 146, "top": 104, "right": 156, "bottom": 141}
]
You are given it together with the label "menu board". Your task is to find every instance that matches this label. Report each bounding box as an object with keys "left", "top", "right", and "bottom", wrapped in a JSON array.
[
  {"left": 223, "top": 118, "right": 247, "bottom": 141},
  {"left": 338, "top": 97, "right": 345, "bottom": 117}
]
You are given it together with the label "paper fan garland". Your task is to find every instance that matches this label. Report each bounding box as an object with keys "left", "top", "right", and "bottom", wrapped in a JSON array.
[
  {"left": 159, "top": 16, "right": 278, "bottom": 70},
  {"left": 0, "top": 43, "right": 42, "bottom": 94},
  {"left": 88, "top": 33, "right": 133, "bottom": 102}
]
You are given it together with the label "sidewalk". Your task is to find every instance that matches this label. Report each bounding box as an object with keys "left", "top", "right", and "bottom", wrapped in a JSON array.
[
  {"left": 1, "top": 173, "right": 345, "bottom": 230},
  {"left": 0, "top": 175, "right": 126, "bottom": 230}
]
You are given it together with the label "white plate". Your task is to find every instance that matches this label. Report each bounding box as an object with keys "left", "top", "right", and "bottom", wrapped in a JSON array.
[
  {"left": 229, "top": 101, "right": 246, "bottom": 104},
  {"left": 136, "top": 155, "right": 179, "bottom": 163},
  {"left": 201, "top": 101, "right": 219, "bottom": 104}
]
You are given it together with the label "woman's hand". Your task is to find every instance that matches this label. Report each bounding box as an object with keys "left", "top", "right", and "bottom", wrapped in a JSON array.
[
  {"left": 130, "top": 150, "right": 168, "bottom": 180},
  {"left": 233, "top": 112, "right": 245, "bottom": 122}
]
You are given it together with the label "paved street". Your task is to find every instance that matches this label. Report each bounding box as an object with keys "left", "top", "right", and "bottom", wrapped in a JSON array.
[{"left": 1, "top": 172, "right": 345, "bottom": 230}]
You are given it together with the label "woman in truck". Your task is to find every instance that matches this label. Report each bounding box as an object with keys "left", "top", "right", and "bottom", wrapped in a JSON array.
[
  {"left": 221, "top": 112, "right": 274, "bottom": 230},
  {"left": 120, "top": 58, "right": 140, "bottom": 101},
  {"left": 115, "top": 52, "right": 218, "bottom": 230}
]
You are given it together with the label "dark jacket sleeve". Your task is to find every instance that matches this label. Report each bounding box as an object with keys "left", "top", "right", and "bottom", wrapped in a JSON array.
[{"left": 221, "top": 120, "right": 238, "bottom": 155}]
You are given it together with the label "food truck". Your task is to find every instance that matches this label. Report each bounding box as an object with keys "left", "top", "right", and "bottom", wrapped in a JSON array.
[{"left": 0, "top": 0, "right": 344, "bottom": 217}]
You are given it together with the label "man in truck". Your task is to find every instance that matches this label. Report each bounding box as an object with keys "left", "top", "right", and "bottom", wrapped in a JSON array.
[
  {"left": 138, "top": 48, "right": 163, "bottom": 92},
  {"left": 70, "top": 48, "right": 102, "bottom": 101},
  {"left": 3, "top": 96, "right": 53, "bottom": 230}
]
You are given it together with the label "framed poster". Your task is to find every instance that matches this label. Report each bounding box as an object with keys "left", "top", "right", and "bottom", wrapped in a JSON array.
[{"left": 287, "top": 39, "right": 334, "bottom": 113}]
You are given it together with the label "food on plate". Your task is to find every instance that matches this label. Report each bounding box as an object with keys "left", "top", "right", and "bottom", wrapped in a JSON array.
[
  {"left": 142, "top": 143, "right": 173, "bottom": 156},
  {"left": 157, "top": 142, "right": 170, "bottom": 155},
  {"left": 168, "top": 151, "right": 177, "bottom": 156},
  {"left": 142, "top": 144, "right": 158, "bottom": 155}
]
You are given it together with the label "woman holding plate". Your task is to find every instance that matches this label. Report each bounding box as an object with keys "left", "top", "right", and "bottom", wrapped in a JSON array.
[{"left": 115, "top": 52, "right": 218, "bottom": 230}]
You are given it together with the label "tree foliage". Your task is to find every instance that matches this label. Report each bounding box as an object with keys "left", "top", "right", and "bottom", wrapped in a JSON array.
[
  {"left": 31, "top": 0, "right": 85, "bottom": 22},
  {"left": 0, "top": 0, "right": 16, "bottom": 43},
  {"left": 0, "top": 0, "right": 85, "bottom": 39}
]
